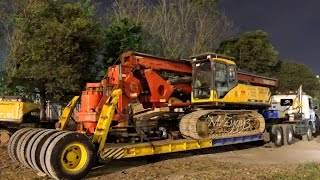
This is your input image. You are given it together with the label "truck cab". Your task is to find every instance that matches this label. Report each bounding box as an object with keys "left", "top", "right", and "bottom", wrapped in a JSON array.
[{"left": 266, "top": 94, "right": 317, "bottom": 133}]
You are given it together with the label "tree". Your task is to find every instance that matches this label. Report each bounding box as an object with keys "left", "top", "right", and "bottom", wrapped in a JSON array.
[
  {"left": 276, "top": 61, "right": 320, "bottom": 97},
  {"left": 6, "top": 0, "right": 104, "bottom": 106},
  {"left": 104, "top": 18, "right": 142, "bottom": 67},
  {"left": 111, "top": 0, "right": 234, "bottom": 59},
  {"left": 0, "top": 0, "right": 40, "bottom": 69},
  {"left": 216, "top": 30, "right": 279, "bottom": 76}
]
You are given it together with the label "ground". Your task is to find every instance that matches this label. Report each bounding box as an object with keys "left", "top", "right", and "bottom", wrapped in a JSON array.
[{"left": 1, "top": 139, "right": 320, "bottom": 180}]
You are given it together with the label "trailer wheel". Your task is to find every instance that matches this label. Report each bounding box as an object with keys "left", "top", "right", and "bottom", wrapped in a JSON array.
[
  {"left": 39, "top": 131, "right": 70, "bottom": 176},
  {"left": 45, "top": 132, "right": 95, "bottom": 180},
  {"left": 26, "top": 129, "right": 52, "bottom": 169},
  {"left": 271, "top": 125, "right": 283, "bottom": 147},
  {"left": 17, "top": 129, "right": 43, "bottom": 167},
  {"left": 7, "top": 128, "right": 33, "bottom": 163},
  {"left": 30, "top": 129, "right": 57, "bottom": 173},
  {"left": 285, "top": 125, "right": 294, "bottom": 145}
]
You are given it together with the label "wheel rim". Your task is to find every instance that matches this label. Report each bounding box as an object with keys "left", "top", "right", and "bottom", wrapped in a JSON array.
[
  {"left": 61, "top": 143, "right": 88, "bottom": 172},
  {"left": 288, "top": 129, "right": 293, "bottom": 142},
  {"left": 308, "top": 128, "right": 312, "bottom": 138},
  {"left": 276, "top": 130, "right": 282, "bottom": 144}
]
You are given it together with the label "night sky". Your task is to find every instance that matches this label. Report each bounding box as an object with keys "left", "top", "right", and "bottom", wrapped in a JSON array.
[
  {"left": 1, "top": 1, "right": 319, "bottom": 74},
  {"left": 219, "top": 0, "right": 320, "bottom": 75}
]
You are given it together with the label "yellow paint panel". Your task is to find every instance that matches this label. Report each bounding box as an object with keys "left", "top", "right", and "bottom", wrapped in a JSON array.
[
  {"left": 102, "top": 139, "right": 214, "bottom": 160},
  {"left": 192, "top": 84, "right": 270, "bottom": 106},
  {"left": 92, "top": 89, "right": 122, "bottom": 152},
  {"left": 199, "top": 139, "right": 213, "bottom": 148},
  {"left": 0, "top": 101, "right": 40, "bottom": 123},
  {"left": 186, "top": 141, "right": 201, "bottom": 149},
  {"left": 211, "top": 58, "right": 236, "bottom": 65},
  {"left": 170, "top": 142, "right": 187, "bottom": 152},
  {"left": 124, "top": 147, "right": 154, "bottom": 158}
]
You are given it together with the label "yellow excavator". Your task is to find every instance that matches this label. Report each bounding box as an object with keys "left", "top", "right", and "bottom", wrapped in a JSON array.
[{"left": 180, "top": 53, "right": 271, "bottom": 140}]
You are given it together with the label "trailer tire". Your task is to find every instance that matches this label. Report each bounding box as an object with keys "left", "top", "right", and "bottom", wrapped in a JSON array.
[
  {"left": 8, "top": 128, "right": 33, "bottom": 163},
  {"left": 17, "top": 129, "right": 43, "bottom": 167},
  {"left": 270, "top": 125, "right": 283, "bottom": 147},
  {"left": 45, "top": 132, "right": 95, "bottom": 180},
  {"left": 30, "top": 129, "right": 57, "bottom": 173},
  {"left": 16, "top": 130, "right": 38, "bottom": 166},
  {"left": 285, "top": 125, "right": 294, "bottom": 145},
  {"left": 39, "top": 131, "right": 69, "bottom": 176},
  {"left": 26, "top": 129, "right": 52, "bottom": 169}
]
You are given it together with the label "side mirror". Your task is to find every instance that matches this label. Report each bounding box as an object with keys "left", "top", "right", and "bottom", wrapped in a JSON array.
[{"left": 314, "top": 105, "right": 318, "bottom": 110}]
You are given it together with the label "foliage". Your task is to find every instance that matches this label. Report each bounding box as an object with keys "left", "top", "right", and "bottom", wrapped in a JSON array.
[
  {"left": 104, "top": 18, "right": 142, "bottom": 66},
  {"left": 6, "top": 0, "right": 104, "bottom": 102},
  {"left": 276, "top": 61, "right": 320, "bottom": 98},
  {"left": 82, "top": 0, "right": 96, "bottom": 16},
  {"left": 216, "top": 30, "right": 279, "bottom": 76},
  {"left": 0, "top": 0, "right": 36, "bottom": 66},
  {"left": 111, "top": 0, "right": 234, "bottom": 59}
]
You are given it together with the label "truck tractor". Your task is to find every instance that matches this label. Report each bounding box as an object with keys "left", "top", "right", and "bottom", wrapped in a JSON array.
[
  {"left": 7, "top": 51, "right": 314, "bottom": 179},
  {"left": 263, "top": 86, "right": 317, "bottom": 146}
]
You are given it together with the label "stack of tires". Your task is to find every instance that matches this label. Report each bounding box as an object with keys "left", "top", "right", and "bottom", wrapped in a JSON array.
[{"left": 8, "top": 128, "right": 95, "bottom": 179}]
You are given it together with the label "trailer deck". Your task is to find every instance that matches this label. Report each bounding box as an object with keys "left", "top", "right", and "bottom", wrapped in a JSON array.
[{"left": 100, "top": 134, "right": 264, "bottom": 160}]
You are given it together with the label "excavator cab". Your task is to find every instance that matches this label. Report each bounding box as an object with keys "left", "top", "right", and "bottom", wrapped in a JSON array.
[{"left": 191, "top": 53, "right": 238, "bottom": 102}]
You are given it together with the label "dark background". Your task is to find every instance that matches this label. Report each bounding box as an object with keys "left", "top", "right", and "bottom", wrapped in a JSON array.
[
  {"left": 1, "top": 0, "right": 319, "bottom": 74},
  {"left": 220, "top": 0, "right": 320, "bottom": 75}
]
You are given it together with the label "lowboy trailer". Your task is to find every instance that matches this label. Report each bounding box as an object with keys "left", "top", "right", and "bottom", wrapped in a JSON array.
[{"left": 7, "top": 52, "right": 316, "bottom": 179}]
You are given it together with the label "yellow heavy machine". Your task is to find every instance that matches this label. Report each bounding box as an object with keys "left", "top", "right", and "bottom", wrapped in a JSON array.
[
  {"left": 0, "top": 96, "right": 59, "bottom": 145},
  {"left": 0, "top": 97, "right": 41, "bottom": 145},
  {"left": 8, "top": 52, "right": 281, "bottom": 179},
  {"left": 180, "top": 53, "right": 270, "bottom": 140}
]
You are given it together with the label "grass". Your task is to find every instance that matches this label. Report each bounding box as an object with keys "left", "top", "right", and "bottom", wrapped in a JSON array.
[{"left": 271, "top": 162, "right": 320, "bottom": 180}]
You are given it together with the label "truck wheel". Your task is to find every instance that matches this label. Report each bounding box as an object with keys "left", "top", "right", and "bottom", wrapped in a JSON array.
[
  {"left": 306, "top": 125, "right": 313, "bottom": 141},
  {"left": 285, "top": 125, "right": 294, "bottom": 145},
  {"left": 271, "top": 125, "right": 283, "bottom": 147},
  {"left": 45, "top": 132, "right": 95, "bottom": 180}
]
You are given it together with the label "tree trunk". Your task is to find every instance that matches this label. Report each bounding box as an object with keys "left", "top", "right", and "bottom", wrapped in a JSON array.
[{"left": 39, "top": 91, "right": 47, "bottom": 122}]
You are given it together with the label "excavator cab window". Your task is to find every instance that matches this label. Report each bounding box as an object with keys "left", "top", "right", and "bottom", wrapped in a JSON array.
[
  {"left": 193, "top": 61, "right": 212, "bottom": 99},
  {"left": 193, "top": 59, "right": 238, "bottom": 99},
  {"left": 215, "top": 63, "right": 228, "bottom": 98},
  {"left": 215, "top": 62, "right": 238, "bottom": 98}
]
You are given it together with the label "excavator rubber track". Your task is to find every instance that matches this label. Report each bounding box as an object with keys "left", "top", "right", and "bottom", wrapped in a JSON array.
[{"left": 179, "top": 110, "right": 265, "bottom": 139}]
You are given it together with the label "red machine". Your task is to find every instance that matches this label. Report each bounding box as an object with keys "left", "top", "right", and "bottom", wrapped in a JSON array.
[
  {"left": 75, "top": 51, "right": 278, "bottom": 137},
  {"left": 76, "top": 51, "right": 192, "bottom": 135}
]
